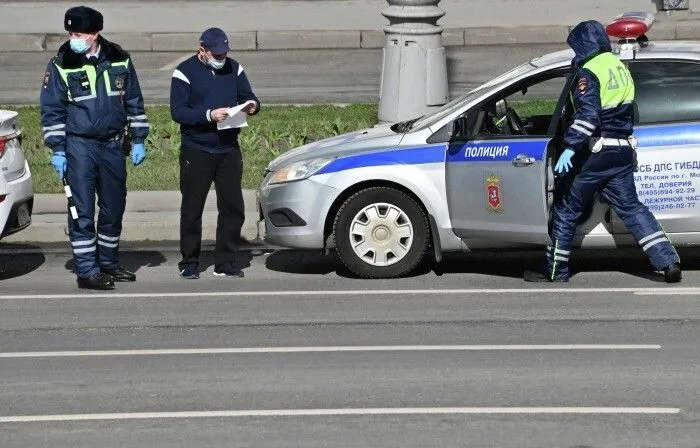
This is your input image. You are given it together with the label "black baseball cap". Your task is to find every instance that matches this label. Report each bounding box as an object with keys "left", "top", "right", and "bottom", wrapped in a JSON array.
[{"left": 200, "top": 27, "right": 230, "bottom": 54}]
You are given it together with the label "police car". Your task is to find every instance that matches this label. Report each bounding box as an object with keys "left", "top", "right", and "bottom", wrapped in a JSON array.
[
  {"left": 0, "top": 110, "right": 33, "bottom": 240},
  {"left": 259, "top": 13, "right": 700, "bottom": 278}
]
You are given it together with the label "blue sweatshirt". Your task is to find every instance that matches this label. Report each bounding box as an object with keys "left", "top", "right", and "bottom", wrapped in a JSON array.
[{"left": 170, "top": 55, "right": 259, "bottom": 153}]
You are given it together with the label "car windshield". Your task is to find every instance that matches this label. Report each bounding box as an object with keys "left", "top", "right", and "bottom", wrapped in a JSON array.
[{"left": 410, "top": 61, "right": 537, "bottom": 131}]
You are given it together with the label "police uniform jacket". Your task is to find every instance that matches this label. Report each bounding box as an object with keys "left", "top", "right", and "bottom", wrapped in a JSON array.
[
  {"left": 40, "top": 36, "right": 149, "bottom": 154},
  {"left": 564, "top": 21, "right": 634, "bottom": 152}
]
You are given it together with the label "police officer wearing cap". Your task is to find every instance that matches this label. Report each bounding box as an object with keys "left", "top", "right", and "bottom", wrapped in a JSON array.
[
  {"left": 170, "top": 28, "right": 259, "bottom": 279},
  {"left": 524, "top": 20, "right": 681, "bottom": 283},
  {"left": 40, "top": 6, "right": 150, "bottom": 290}
]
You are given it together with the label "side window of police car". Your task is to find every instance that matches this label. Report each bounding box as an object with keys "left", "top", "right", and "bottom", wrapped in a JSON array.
[
  {"left": 628, "top": 61, "right": 700, "bottom": 124},
  {"left": 475, "top": 74, "right": 568, "bottom": 138}
]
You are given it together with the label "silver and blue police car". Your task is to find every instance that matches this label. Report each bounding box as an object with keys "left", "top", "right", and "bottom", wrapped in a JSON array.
[{"left": 259, "top": 15, "right": 700, "bottom": 278}]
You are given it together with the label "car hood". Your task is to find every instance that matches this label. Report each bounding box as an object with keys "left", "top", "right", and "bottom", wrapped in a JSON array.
[{"left": 267, "top": 123, "right": 403, "bottom": 171}]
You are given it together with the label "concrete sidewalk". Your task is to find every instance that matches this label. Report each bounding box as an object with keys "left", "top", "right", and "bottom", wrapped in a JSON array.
[
  {"left": 0, "top": 0, "right": 698, "bottom": 52},
  {"left": 1, "top": 189, "right": 264, "bottom": 245}
]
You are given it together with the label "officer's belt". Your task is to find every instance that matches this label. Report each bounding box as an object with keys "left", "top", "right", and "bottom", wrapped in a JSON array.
[
  {"left": 600, "top": 138, "right": 630, "bottom": 147},
  {"left": 66, "top": 132, "right": 123, "bottom": 142}
]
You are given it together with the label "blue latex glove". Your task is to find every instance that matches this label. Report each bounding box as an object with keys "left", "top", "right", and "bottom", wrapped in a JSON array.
[
  {"left": 50, "top": 151, "right": 67, "bottom": 180},
  {"left": 131, "top": 143, "right": 146, "bottom": 166},
  {"left": 554, "top": 148, "right": 575, "bottom": 174}
]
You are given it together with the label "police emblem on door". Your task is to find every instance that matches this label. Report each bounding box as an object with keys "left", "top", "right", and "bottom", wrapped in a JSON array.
[{"left": 486, "top": 174, "right": 503, "bottom": 213}]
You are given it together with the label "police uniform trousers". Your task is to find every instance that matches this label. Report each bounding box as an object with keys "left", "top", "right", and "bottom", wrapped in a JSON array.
[
  {"left": 545, "top": 144, "right": 679, "bottom": 280},
  {"left": 66, "top": 134, "right": 127, "bottom": 278},
  {"left": 178, "top": 146, "right": 245, "bottom": 269}
]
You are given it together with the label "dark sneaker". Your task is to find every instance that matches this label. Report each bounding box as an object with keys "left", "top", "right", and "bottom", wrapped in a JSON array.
[
  {"left": 77, "top": 273, "right": 115, "bottom": 290},
  {"left": 102, "top": 267, "right": 136, "bottom": 282},
  {"left": 523, "top": 270, "right": 569, "bottom": 283},
  {"left": 180, "top": 264, "right": 200, "bottom": 280},
  {"left": 213, "top": 262, "right": 245, "bottom": 278},
  {"left": 664, "top": 263, "right": 682, "bottom": 283}
]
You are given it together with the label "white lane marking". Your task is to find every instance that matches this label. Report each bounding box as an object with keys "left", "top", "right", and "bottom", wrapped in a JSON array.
[
  {"left": 0, "top": 407, "right": 681, "bottom": 423},
  {"left": 0, "top": 345, "right": 661, "bottom": 359},
  {"left": 635, "top": 289, "right": 700, "bottom": 296},
  {"left": 159, "top": 54, "right": 193, "bottom": 71},
  {"left": 0, "top": 287, "right": 697, "bottom": 301}
]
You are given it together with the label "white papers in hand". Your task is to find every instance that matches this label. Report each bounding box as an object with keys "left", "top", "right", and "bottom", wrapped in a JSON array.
[{"left": 217, "top": 100, "right": 256, "bottom": 130}]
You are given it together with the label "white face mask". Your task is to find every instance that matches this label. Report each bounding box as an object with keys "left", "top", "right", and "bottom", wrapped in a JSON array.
[{"left": 207, "top": 56, "right": 225, "bottom": 70}]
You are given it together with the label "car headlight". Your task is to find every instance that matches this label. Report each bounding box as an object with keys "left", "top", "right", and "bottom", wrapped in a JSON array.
[{"left": 268, "top": 158, "right": 332, "bottom": 185}]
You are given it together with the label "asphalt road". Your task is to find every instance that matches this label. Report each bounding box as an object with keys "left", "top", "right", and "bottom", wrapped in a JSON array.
[
  {"left": 0, "top": 245, "right": 699, "bottom": 447},
  {"left": 0, "top": 44, "right": 566, "bottom": 105}
]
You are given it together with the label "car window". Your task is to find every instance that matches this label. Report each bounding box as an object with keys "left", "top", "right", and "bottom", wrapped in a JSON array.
[
  {"left": 629, "top": 60, "right": 700, "bottom": 124},
  {"left": 473, "top": 74, "right": 568, "bottom": 138},
  {"left": 411, "top": 62, "right": 538, "bottom": 132}
]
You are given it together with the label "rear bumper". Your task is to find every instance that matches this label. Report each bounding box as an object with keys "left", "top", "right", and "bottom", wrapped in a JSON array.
[{"left": 0, "top": 162, "right": 33, "bottom": 238}]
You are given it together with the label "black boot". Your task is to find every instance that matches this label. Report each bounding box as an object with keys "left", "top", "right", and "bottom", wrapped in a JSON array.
[
  {"left": 102, "top": 267, "right": 136, "bottom": 282},
  {"left": 523, "top": 270, "right": 569, "bottom": 283},
  {"left": 664, "top": 263, "right": 682, "bottom": 283},
  {"left": 77, "top": 273, "right": 115, "bottom": 290}
]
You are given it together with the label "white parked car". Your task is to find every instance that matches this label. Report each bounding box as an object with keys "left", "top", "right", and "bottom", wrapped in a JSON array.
[{"left": 0, "top": 110, "right": 33, "bottom": 239}]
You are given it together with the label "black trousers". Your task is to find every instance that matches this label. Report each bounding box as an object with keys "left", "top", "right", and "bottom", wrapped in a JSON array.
[{"left": 179, "top": 146, "right": 245, "bottom": 269}]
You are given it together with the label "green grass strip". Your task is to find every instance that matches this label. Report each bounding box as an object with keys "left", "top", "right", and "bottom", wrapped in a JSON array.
[
  {"left": 11, "top": 100, "right": 556, "bottom": 194},
  {"left": 10, "top": 104, "right": 379, "bottom": 193}
]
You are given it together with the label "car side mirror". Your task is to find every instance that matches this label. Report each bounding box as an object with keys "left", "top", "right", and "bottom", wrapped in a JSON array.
[
  {"left": 446, "top": 120, "right": 457, "bottom": 140},
  {"left": 495, "top": 99, "right": 507, "bottom": 117},
  {"left": 448, "top": 115, "right": 472, "bottom": 142},
  {"left": 427, "top": 111, "right": 476, "bottom": 144}
]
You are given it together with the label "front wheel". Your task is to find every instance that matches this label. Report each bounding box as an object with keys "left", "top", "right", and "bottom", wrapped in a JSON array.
[{"left": 333, "top": 187, "right": 429, "bottom": 278}]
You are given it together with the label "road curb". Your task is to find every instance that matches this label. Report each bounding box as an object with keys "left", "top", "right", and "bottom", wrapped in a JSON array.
[
  {"left": 2, "top": 22, "right": 699, "bottom": 53},
  {"left": 1, "top": 189, "right": 262, "bottom": 245}
]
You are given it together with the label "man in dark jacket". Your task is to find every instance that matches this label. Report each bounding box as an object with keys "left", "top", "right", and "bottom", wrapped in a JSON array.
[
  {"left": 40, "top": 6, "right": 149, "bottom": 290},
  {"left": 524, "top": 20, "right": 681, "bottom": 283},
  {"left": 170, "top": 27, "right": 260, "bottom": 279}
]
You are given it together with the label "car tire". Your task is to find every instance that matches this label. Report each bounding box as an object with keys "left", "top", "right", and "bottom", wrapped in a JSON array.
[{"left": 333, "top": 187, "right": 429, "bottom": 279}]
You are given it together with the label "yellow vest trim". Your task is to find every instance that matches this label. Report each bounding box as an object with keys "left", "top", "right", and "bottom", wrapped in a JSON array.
[
  {"left": 582, "top": 52, "right": 635, "bottom": 109},
  {"left": 55, "top": 62, "right": 97, "bottom": 101}
]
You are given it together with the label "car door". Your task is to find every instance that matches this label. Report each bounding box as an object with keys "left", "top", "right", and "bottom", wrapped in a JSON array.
[
  {"left": 614, "top": 60, "right": 700, "bottom": 234},
  {"left": 444, "top": 70, "right": 571, "bottom": 244}
]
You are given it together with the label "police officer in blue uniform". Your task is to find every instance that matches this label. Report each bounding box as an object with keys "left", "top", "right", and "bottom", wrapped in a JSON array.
[
  {"left": 40, "top": 6, "right": 149, "bottom": 290},
  {"left": 524, "top": 20, "right": 682, "bottom": 283}
]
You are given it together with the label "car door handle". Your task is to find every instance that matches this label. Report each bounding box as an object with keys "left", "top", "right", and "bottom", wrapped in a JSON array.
[{"left": 512, "top": 153, "right": 535, "bottom": 167}]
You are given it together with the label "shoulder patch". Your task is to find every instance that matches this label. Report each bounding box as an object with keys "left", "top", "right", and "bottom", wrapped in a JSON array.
[
  {"left": 42, "top": 70, "right": 51, "bottom": 89},
  {"left": 577, "top": 77, "right": 587, "bottom": 94}
]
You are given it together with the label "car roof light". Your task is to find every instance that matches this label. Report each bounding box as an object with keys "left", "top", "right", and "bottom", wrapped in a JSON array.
[
  {"left": 606, "top": 12, "right": 654, "bottom": 39},
  {"left": 606, "top": 12, "right": 654, "bottom": 58}
]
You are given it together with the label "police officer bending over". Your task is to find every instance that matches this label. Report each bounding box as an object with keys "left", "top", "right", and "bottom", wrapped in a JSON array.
[
  {"left": 40, "top": 6, "right": 149, "bottom": 290},
  {"left": 524, "top": 20, "right": 681, "bottom": 283}
]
